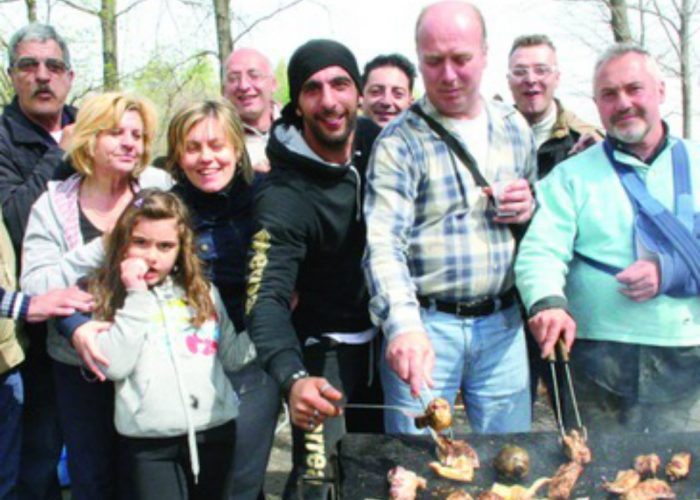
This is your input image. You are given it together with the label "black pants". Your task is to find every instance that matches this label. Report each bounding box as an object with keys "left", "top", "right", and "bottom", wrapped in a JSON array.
[
  {"left": 18, "top": 327, "right": 62, "bottom": 500},
  {"left": 122, "top": 420, "right": 236, "bottom": 500},
  {"left": 283, "top": 337, "right": 383, "bottom": 500},
  {"left": 52, "top": 361, "right": 126, "bottom": 500}
]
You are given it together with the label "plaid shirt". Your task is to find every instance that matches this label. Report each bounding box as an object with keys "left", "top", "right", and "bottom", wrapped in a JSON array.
[{"left": 363, "top": 97, "right": 537, "bottom": 339}]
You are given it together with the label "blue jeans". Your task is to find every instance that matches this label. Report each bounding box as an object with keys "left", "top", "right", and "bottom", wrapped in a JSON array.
[
  {"left": 0, "top": 368, "right": 23, "bottom": 500},
  {"left": 224, "top": 363, "right": 280, "bottom": 500},
  {"left": 381, "top": 304, "right": 531, "bottom": 434}
]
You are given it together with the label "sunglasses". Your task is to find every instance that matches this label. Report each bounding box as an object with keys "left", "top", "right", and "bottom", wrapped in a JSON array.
[{"left": 13, "top": 57, "right": 69, "bottom": 74}]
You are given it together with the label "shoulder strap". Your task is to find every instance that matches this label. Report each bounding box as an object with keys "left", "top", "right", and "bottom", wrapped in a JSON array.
[
  {"left": 672, "top": 140, "right": 694, "bottom": 232},
  {"left": 603, "top": 139, "right": 700, "bottom": 283},
  {"left": 410, "top": 103, "right": 489, "bottom": 187}
]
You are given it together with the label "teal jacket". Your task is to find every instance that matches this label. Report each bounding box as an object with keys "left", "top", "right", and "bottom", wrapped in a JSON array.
[{"left": 515, "top": 137, "right": 700, "bottom": 347}]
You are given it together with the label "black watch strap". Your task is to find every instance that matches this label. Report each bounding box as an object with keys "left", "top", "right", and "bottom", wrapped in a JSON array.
[{"left": 282, "top": 369, "right": 309, "bottom": 396}]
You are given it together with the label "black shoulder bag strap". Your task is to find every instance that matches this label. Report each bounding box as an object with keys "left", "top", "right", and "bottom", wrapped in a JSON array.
[
  {"left": 410, "top": 103, "right": 489, "bottom": 187},
  {"left": 410, "top": 102, "right": 527, "bottom": 242}
]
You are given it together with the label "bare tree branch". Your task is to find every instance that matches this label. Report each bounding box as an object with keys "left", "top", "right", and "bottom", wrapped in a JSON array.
[
  {"left": 651, "top": 0, "right": 682, "bottom": 59},
  {"left": 116, "top": 0, "right": 145, "bottom": 17},
  {"left": 57, "top": 0, "right": 98, "bottom": 15},
  {"left": 234, "top": 0, "right": 305, "bottom": 42}
]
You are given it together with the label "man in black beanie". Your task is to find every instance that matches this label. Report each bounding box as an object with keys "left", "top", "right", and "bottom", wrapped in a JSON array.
[{"left": 245, "top": 39, "right": 383, "bottom": 499}]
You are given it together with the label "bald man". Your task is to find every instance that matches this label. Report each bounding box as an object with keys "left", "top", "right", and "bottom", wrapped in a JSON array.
[
  {"left": 220, "top": 48, "right": 282, "bottom": 500},
  {"left": 364, "top": 0, "right": 536, "bottom": 435},
  {"left": 223, "top": 48, "right": 279, "bottom": 173}
]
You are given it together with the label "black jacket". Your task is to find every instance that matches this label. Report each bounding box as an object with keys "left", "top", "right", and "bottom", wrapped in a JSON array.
[
  {"left": 246, "top": 117, "right": 380, "bottom": 388},
  {"left": 536, "top": 100, "right": 602, "bottom": 179},
  {"left": 172, "top": 173, "right": 262, "bottom": 331},
  {"left": 0, "top": 97, "right": 76, "bottom": 256}
]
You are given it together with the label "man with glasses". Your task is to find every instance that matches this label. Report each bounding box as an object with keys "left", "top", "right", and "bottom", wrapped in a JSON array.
[
  {"left": 0, "top": 23, "right": 76, "bottom": 500},
  {"left": 507, "top": 34, "right": 602, "bottom": 415},
  {"left": 224, "top": 48, "right": 279, "bottom": 173},
  {"left": 507, "top": 34, "right": 602, "bottom": 178}
]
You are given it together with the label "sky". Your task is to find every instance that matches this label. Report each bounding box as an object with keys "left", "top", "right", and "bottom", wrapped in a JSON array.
[{"left": 1, "top": 0, "right": 696, "bottom": 134}]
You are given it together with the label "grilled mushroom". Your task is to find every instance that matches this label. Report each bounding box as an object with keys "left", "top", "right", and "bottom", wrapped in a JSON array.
[
  {"left": 415, "top": 397, "right": 453, "bottom": 432},
  {"left": 493, "top": 445, "right": 530, "bottom": 480}
]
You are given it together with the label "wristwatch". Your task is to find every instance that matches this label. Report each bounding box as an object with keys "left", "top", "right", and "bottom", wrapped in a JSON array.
[{"left": 282, "top": 369, "right": 309, "bottom": 396}]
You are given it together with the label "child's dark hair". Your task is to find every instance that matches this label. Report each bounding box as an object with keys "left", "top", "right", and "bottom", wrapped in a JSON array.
[{"left": 90, "top": 189, "right": 215, "bottom": 326}]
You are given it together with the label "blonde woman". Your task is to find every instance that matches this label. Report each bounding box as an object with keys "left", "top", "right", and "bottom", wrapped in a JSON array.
[
  {"left": 167, "top": 99, "right": 279, "bottom": 500},
  {"left": 20, "top": 91, "right": 171, "bottom": 500}
]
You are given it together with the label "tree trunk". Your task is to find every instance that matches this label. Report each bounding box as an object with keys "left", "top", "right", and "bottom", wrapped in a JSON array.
[
  {"left": 679, "top": 0, "right": 692, "bottom": 138},
  {"left": 25, "top": 0, "right": 37, "bottom": 21},
  {"left": 213, "top": 0, "right": 232, "bottom": 87},
  {"left": 100, "top": 0, "right": 119, "bottom": 90},
  {"left": 608, "top": 0, "right": 633, "bottom": 42}
]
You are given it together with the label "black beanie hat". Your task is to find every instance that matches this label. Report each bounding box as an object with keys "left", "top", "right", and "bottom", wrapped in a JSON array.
[{"left": 281, "top": 39, "right": 362, "bottom": 124}]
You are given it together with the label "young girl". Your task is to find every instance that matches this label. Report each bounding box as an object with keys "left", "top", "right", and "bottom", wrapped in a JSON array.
[{"left": 91, "top": 189, "right": 253, "bottom": 500}]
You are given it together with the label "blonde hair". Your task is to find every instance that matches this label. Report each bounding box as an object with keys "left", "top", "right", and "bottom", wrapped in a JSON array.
[
  {"left": 67, "top": 92, "right": 157, "bottom": 178},
  {"left": 90, "top": 189, "right": 215, "bottom": 327},
  {"left": 165, "top": 99, "right": 253, "bottom": 185}
]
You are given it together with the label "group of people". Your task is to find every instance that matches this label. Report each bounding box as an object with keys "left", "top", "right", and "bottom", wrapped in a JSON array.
[{"left": 1, "top": 1, "right": 699, "bottom": 500}]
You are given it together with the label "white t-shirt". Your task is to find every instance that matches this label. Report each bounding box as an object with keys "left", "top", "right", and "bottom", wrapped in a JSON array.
[{"left": 447, "top": 110, "right": 489, "bottom": 175}]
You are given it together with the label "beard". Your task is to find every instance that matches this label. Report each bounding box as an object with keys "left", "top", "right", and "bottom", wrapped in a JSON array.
[
  {"left": 305, "top": 111, "right": 357, "bottom": 151},
  {"left": 609, "top": 108, "right": 651, "bottom": 144}
]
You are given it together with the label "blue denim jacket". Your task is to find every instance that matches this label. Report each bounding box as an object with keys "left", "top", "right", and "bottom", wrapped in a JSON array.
[
  {"left": 172, "top": 172, "right": 263, "bottom": 331},
  {"left": 58, "top": 172, "right": 263, "bottom": 338}
]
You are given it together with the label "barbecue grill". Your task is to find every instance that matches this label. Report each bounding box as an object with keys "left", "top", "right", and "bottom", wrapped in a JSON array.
[{"left": 339, "top": 431, "right": 699, "bottom": 498}]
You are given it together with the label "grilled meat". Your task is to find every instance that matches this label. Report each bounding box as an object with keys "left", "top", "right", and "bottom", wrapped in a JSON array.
[
  {"left": 430, "top": 436, "right": 480, "bottom": 483},
  {"left": 477, "top": 492, "right": 505, "bottom": 500},
  {"left": 562, "top": 429, "right": 591, "bottom": 465},
  {"left": 620, "top": 478, "right": 676, "bottom": 500},
  {"left": 415, "top": 397, "right": 453, "bottom": 432},
  {"left": 490, "top": 477, "right": 550, "bottom": 500},
  {"left": 387, "top": 466, "right": 427, "bottom": 500},
  {"left": 436, "top": 436, "right": 481, "bottom": 468},
  {"left": 602, "top": 469, "right": 641, "bottom": 494},
  {"left": 429, "top": 459, "right": 474, "bottom": 482},
  {"left": 548, "top": 461, "right": 583, "bottom": 500},
  {"left": 665, "top": 452, "right": 691, "bottom": 482},
  {"left": 445, "top": 490, "right": 474, "bottom": 500},
  {"left": 634, "top": 454, "right": 661, "bottom": 477}
]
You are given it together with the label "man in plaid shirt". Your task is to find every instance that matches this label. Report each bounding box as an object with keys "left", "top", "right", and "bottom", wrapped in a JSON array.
[{"left": 363, "top": 0, "right": 537, "bottom": 434}]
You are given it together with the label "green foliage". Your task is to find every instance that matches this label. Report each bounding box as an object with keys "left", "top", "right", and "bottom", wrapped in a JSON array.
[
  {"left": 273, "top": 58, "right": 289, "bottom": 105},
  {"left": 125, "top": 53, "right": 220, "bottom": 156}
]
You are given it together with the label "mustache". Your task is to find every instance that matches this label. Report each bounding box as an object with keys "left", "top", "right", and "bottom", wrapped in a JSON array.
[
  {"left": 611, "top": 107, "right": 644, "bottom": 124},
  {"left": 32, "top": 84, "right": 55, "bottom": 98}
]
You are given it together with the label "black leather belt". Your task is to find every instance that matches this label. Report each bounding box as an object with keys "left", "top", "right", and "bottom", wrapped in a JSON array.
[{"left": 417, "top": 289, "right": 516, "bottom": 318}]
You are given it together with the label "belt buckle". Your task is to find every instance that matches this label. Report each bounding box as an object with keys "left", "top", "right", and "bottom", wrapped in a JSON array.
[{"left": 455, "top": 298, "right": 482, "bottom": 316}]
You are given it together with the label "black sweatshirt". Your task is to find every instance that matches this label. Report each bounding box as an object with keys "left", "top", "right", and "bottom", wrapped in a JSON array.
[{"left": 245, "top": 117, "right": 380, "bottom": 389}]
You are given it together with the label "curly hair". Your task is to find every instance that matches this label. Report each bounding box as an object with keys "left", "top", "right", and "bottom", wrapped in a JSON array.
[{"left": 89, "top": 189, "right": 214, "bottom": 327}]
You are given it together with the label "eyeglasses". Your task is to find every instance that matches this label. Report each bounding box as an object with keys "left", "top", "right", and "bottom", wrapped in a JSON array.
[
  {"left": 227, "top": 70, "right": 268, "bottom": 86},
  {"left": 13, "top": 57, "right": 69, "bottom": 74},
  {"left": 508, "top": 65, "right": 557, "bottom": 80}
]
